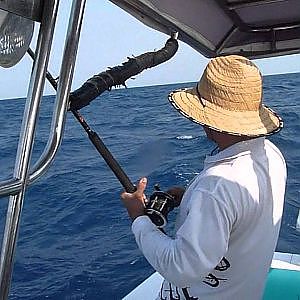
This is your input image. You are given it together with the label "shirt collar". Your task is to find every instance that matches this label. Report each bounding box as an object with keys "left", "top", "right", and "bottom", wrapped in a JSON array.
[{"left": 204, "top": 137, "right": 266, "bottom": 166}]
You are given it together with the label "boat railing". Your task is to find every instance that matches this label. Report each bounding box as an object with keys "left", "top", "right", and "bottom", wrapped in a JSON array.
[{"left": 0, "top": 1, "right": 86, "bottom": 298}]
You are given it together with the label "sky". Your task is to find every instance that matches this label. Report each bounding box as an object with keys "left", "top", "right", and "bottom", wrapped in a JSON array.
[{"left": 1, "top": 0, "right": 300, "bottom": 100}]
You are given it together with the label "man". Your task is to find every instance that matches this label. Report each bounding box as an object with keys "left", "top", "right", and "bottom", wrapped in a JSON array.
[{"left": 121, "top": 55, "right": 287, "bottom": 299}]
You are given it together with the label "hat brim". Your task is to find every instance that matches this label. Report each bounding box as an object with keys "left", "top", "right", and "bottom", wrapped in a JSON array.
[{"left": 168, "top": 87, "right": 283, "bottom": 137}]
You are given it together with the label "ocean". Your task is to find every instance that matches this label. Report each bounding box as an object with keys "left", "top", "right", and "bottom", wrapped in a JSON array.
[{"left": 0, "top": 73, "right": 299, "bottom": 299}]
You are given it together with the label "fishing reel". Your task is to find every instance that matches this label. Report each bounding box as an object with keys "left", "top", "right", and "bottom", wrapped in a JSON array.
[{"left": 145, "top": 184, "right": 175, "bottom": 228}]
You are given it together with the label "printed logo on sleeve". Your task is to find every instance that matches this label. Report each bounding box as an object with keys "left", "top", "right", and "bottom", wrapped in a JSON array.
[{"left": 159, "top": 257, "right": 231, "bottom": 299}]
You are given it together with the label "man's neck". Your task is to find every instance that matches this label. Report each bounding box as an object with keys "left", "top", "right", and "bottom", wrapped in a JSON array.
[
  {"left": 217, "top": 135, "right": 252, "bottom": 151},
  {"left": 203, "top": 126, "right": 254, "bottom": 151}
]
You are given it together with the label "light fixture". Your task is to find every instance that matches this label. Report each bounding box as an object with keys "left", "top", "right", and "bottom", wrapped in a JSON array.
[{"left": 0, "top": 9, "right": 34, "bottom": 68}]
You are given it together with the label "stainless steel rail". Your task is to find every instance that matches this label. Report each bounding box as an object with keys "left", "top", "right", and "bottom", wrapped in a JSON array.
[
  {"left": 29, "top": 0, "right": 87, "bottom": 184},
  {"left": 0, "top": 0, "right": 59, "bottom": 297},
  {"left": 0, "top": 0, "right": 86, "bottom": 298},
  {"left": 0, "top": 179, "right": 21, "bottom": 198}
]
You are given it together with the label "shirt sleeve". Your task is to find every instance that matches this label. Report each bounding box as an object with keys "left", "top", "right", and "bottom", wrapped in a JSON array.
[{"left": 131, "top": 190, "right": 234, "bottom": 288}]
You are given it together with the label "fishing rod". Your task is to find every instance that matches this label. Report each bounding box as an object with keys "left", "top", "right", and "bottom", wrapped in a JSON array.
[
  {"left": 27, "top": 35, "right": 178, "bottom": 227},
  {"left": 27, "top": 48, "right": 141, "bottom": 193},
  {"left": 69, "top": 33, "right": 179, "bottom": 111}
]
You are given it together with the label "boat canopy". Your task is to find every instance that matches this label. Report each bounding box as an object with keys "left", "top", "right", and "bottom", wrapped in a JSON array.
[{"left": 110, "top": 0, "right": 300, "bottom": 59}]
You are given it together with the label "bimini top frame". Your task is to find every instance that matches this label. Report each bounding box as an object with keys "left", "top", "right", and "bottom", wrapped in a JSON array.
[{"left": 110, "top": 0, "right": 300, "bottom": 59}]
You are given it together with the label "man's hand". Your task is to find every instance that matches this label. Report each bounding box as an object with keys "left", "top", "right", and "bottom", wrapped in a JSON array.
[
  {"left": 121, "top": 177, "right": 148, "bottom": 221},
  {"left": 166, "top": 186, "right": 185, "bottom": 207}
]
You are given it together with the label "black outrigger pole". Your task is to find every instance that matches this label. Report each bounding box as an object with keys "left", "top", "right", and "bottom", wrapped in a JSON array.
[{"left": 28, "top": 35, "right": 178, "bottom": 227}]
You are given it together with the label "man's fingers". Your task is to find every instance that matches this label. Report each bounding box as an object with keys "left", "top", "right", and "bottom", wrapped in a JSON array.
[
  {"left": 120, "top": 177, "right": 147, "bottom": 201},
  {"left": 136, "top": 177, "right": 147, "bottom": 195},
  {"left": 121, "top": 191, "right": 132, "bottom": 200}
]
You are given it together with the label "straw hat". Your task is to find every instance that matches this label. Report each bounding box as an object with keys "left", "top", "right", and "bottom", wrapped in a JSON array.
[{"left": 168, "top": 55, "right": 283, "bottom": 136}]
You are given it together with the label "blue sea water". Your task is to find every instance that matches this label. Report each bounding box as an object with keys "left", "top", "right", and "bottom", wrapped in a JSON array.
[{"left": 0, "top": 73, "right": 300, "bottom": 299}]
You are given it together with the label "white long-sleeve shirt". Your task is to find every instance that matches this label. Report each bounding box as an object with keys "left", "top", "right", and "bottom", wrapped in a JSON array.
[{"left": 132, "top": 137, "right": 287, "bottom": 300}]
